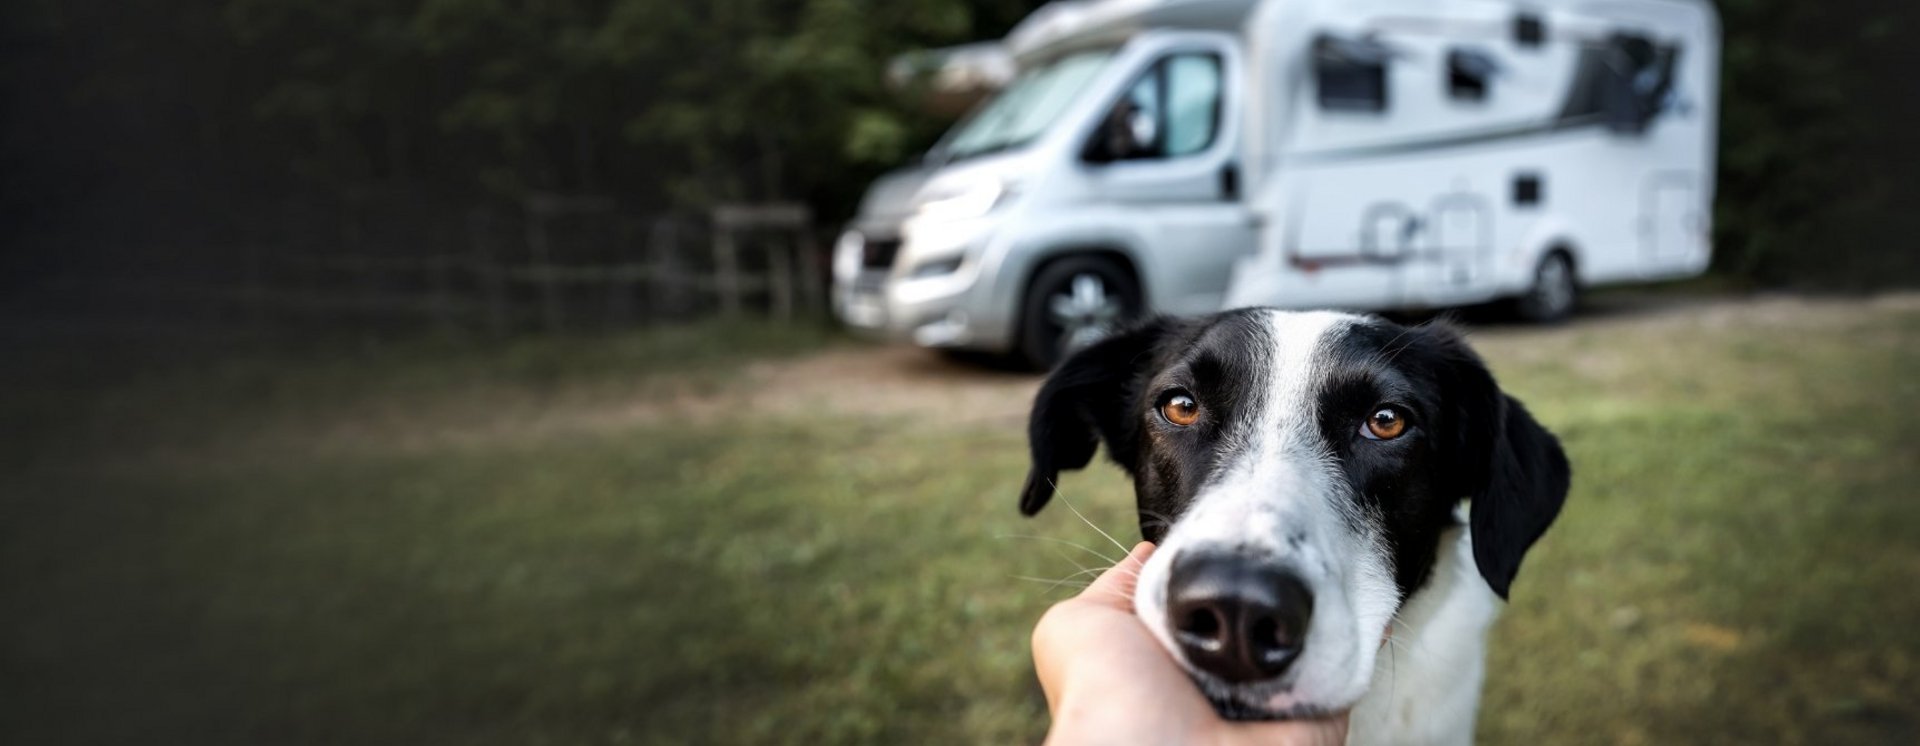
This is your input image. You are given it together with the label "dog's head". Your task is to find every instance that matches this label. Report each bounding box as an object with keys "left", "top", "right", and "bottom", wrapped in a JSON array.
[{"left": 1020, "top": 309, "right": 1569, "bottom": 718}]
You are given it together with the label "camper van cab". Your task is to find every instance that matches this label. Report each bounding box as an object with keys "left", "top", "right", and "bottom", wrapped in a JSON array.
[{"left": 833, "top": 0, "right": 1719, "bottom": 367}]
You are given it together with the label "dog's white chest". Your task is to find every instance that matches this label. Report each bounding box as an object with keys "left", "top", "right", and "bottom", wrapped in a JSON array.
[{"left": 1347, "top": 529, "right": 1501, "bottom": 746}]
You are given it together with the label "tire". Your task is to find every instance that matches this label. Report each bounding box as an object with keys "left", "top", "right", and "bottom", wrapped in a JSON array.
[
  {"left": 1019, "top": 255, "right": 1143, "bottom": 370},
  {"left": 1514, "top": 251, "right": 1577, "bottom": 323}
]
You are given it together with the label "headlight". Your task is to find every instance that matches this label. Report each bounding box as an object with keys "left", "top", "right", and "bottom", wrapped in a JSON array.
[
  {"left": 908, "top": 256, "right": 965, "bottom": 279},
  {"left": 915, "top": 179, "right": 1011, "bottom": 222}
]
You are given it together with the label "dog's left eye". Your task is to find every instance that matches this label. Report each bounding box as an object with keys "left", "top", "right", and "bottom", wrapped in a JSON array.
[
  {"left": 1361, "top": 407, "right": 1408, "bottom": 441},
  {"left": 1160, "top": 391, "right": 1201, "bottom": 427}
]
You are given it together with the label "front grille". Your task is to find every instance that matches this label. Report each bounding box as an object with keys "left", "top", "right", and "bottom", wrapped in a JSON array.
[{"left": 862, "top": 236, "right": 902, "bottom": 269}]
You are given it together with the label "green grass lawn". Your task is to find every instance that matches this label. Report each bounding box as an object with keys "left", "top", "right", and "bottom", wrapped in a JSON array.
[{"left": 3, "top": 299, "right": 1917, "bottom": 744}]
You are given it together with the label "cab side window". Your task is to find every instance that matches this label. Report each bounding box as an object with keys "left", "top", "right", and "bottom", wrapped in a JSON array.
[{"left": 1086, "top": 53, "right": 1223, "bottom": 162}]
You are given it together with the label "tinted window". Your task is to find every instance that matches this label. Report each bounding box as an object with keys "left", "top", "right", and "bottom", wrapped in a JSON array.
[
  {"left": 1315, "top": 35, "right": 1391, "bottom": 113},
  {"left": 1514, "top": 13, "right": 1546, "bottom": 48},
  {"left": 1447, "top": 48, "right": 1498, "bottom": 102},
  {"left": 1557, "top": 33, "right": 1680, "bottom": 134},
  {"left": 1165, "top": 55, "right": 1222, "bottom": 156},
  {"left": 1120, "top": 72, "right": 1162, "bottom": 153},
  {"left": 1088, "top": 52, "right": 1224, "bottom": 161}
]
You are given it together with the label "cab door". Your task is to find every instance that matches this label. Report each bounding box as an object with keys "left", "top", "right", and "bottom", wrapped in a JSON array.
[{"left": 1077, "top": 38, "right": 1254, "bottom": 316}]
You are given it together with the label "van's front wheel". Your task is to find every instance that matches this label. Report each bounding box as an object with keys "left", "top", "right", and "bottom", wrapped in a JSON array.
[
  {"left": 1515, "top": 251, "right": 1577, "bottom": 323},
  {"left": 1020, "top": 256, "right": 1141, "bottom": 369}
]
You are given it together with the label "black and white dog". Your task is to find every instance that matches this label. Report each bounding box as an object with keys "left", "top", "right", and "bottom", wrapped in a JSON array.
[{"left": 1021, "top": 309, "right": 1570, "bottom": 744}]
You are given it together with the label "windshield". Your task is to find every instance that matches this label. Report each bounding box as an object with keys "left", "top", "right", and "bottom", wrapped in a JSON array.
[{"left": 935, "top": 49, "right": 1116, "bottom": 162}]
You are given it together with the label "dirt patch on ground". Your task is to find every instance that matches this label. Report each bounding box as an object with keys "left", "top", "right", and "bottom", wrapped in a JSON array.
[
  {"left": 1464, "top": 291, "right": 1920, "bottom": 372},
  {"left": 181, "top": 290, "right": 1918, "bottom": 459},
  {"left": 732, "top": 346, "right": 1041, "bottom": 426},
  {"left": 715, "top": 290, "right": 1920, "bottom": 426}
]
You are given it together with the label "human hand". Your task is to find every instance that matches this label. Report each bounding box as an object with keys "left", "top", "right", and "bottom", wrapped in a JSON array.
[{"left": 1031, "top": 542, "right": 1350, "bottom": 746}]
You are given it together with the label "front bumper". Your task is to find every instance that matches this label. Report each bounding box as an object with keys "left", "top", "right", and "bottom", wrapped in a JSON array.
[
  {"left": 832, "top": 217, "right": 1014, "bottom": 351},
  {"left": 835, "top": 269, "right": 984, "bottom": 348}
]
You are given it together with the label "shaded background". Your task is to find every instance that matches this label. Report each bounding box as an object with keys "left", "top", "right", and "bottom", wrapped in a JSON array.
[
  {"left": 3, "top": 0, "right": 1917, "bottom": 331},
  {"left": 2, "top": 1, "right": 1918, "bottom": 744}
]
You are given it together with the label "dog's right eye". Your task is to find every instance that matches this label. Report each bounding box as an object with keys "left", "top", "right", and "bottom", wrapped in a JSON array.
[
  {"left": 1361, "top": 406, "right": 1409, "bottom": 441},
  {"left": 1159, "top": 391, "right": 1201, "bottom": 427}
]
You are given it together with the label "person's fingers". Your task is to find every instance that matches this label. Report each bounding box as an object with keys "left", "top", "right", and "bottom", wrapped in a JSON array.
[
  {"left": 1075, "top": 541, "right": 1154, "bottom": 611},
  {"left": 1032, "top": 542, "right": 1156, "bottom": 711}
]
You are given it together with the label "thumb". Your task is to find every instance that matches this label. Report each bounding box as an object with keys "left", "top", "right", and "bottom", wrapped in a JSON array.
[{"left": 1077, "top": 542, "right": 1154, "bottom": 611}]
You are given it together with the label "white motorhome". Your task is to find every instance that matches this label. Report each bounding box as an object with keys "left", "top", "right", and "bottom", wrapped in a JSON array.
[{"left": 833, "top": 0, "right": 1719, "bottom": 367}]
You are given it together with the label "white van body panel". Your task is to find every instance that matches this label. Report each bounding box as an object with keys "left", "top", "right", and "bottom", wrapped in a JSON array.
[{"left": 1227, "top": 0, "right": 1718, "bottom": 311}]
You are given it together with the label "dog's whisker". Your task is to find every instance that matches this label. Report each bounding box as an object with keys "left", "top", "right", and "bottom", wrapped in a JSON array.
[
  {"left": 1378, "top": 611, "right": 1433, "bottom": 676},
  {"left": 1030, "top": 542, "right": 1107, "bottom": 591},
  {"left": 1045, "top": 544, "right": 1098, "bottom": 576},
  {"left": 1136, "top": 508, "right": 1178, "bottom": 533},
  {"left": 1385, "top": 631, "right": 1432, "bottom": 659},
  {"left": 1011, "top": 574, "right": 1086, "bottom": 584},
  {"left": 1056, "top": 564, "right": 1110, "bottom": 581},
  {"left": 993, "top": 533, "right": 1120, "bottom": 565},
  {"left": 1048, "top": 478, "right": 1132, "bottom": 557},
  {"left": 1073, "top": 564, "right": 1141, "bottom": 583},
  {"left": 1012, "top": 574, "right": 1132, "bottom": 603},
  {"left": 1078, "top": 588, "right": 1133, "bottom": 603},
  {"left": 1021, "top": 558, "right": 1143, "bottom": 594},
  {"left": 1011, "top": 575, "right": 1098, "bottom": 596}
]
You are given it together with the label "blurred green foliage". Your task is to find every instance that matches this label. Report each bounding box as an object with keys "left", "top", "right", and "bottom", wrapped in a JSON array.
[
  {"left": 1713, "top": 0, "right": 1919, "bottom": 286},
  {"left": 0, "top": 0, "right": 1913, "bottom": 286},
  {"left": 1, "top": 0, "right": 1042, "bottom": 212}
]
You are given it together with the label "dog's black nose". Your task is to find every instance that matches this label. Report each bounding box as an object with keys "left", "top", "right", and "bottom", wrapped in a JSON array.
[{"left": 1166, "top": 552, "right": 1313, "bottom": 684}]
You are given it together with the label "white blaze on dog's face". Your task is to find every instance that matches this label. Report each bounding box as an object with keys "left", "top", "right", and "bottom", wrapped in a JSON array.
[
  {"left": 1131, "top": 311, "right": 1397, "bottom": 716},
  {"left": 1020, "top": 309, "right": 1569, "bottom": 719}
]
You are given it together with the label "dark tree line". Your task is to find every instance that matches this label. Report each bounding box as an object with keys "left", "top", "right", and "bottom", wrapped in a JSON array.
[
  {"left": 1712, "top": 0, "right": 1918, "bottom": 286},
  {"left": 1, "top": 0, "right": 1914, "bottom": 301}
]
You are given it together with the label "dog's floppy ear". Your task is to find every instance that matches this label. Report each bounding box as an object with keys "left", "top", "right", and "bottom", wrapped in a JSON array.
[
  {"left": 1020, "top": 318, "right": 1178, "bottom": 516},
  {"left": 1470, "top": 393, "right": 1570, "bottom": 599},
  {"left": 1415, "top": 324, "right": 1571, "bottom": 599}
]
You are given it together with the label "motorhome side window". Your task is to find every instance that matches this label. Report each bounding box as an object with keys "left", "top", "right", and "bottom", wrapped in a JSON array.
[
  {"left": 1447, "top": 48, "right": 1498, "bottom": 102},
  {"left": 1087, "top": 53, "right": 1222, "bottom": 162},
  {"left": 1558, "top": 32, "right": 1681, "bottom": 134},
  {"left": 1314, "top": 35, "right": 1392, "bottom": 113}
]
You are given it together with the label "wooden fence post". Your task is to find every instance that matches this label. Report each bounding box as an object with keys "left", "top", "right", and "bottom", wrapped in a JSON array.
[
  {"left": 524, "top": 199, "right": 563, "bottom": 332},
  {"left": 711, "top": 203, "right": 812, "bottom": 321},
  {"left": 650, "top": 217, "right": 698, "bottom": 322},
  {"left": 605, "top": 217, "right": 636, "bottom": 328},
  {"left": 712, "top": 227, "right": 742, "bottom": 317},
  {"left": 797, "top": 231, "right": 824, "bottom": 317},
  {"left": 767, "top": 239, "right": 793, "bottom": 321},
  {"left": 469, "top": 209, "right": 509, "bottom": 336}
]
